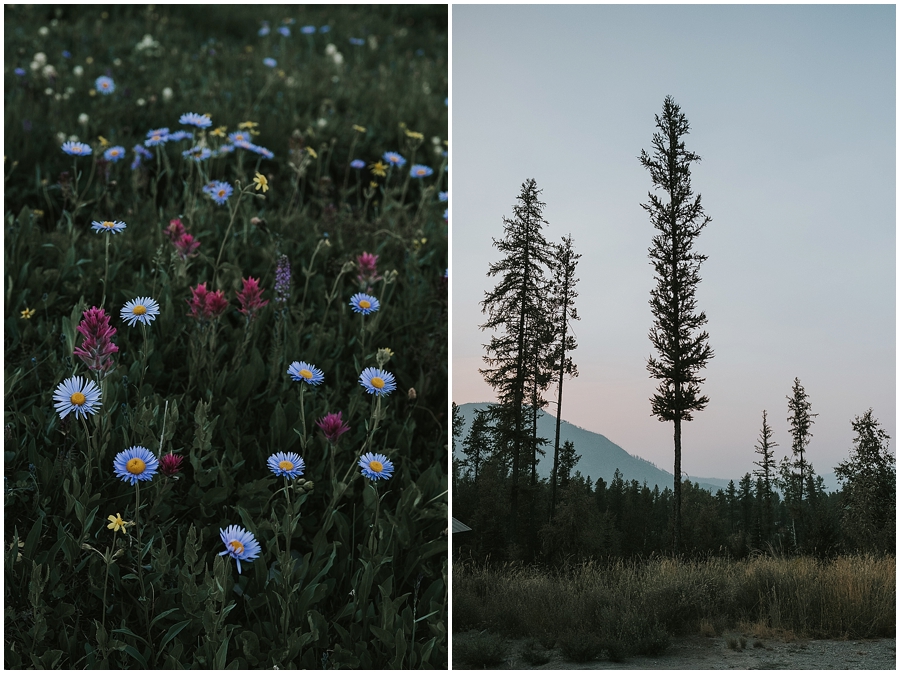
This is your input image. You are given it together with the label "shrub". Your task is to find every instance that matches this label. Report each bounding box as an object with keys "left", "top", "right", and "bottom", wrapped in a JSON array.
[{"left": 454, "top": 633, "right": 509, "bottom": 669}]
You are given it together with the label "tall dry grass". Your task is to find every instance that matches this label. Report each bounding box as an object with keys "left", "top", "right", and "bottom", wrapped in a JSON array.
[{"left": 453, "top": 554, "right": 895, "bottom": 646}]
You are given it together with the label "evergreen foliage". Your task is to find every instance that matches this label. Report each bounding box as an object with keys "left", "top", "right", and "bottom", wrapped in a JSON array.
[
  {"left": 639, "top": 95, "right": 714, "bottom": 554},
  {"left": 835, "top": 409, "right": 896, "bottom": 553}
]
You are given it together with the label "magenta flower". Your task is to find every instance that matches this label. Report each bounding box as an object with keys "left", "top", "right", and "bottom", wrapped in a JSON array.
[
  {"left": 235, "top": 277, "right": 269, "bottom": 317},
  {"left": 315, "top": 411, "right": 350, "bottom": 443},
  {"left": 73, "top": 306, "right": 118, "bottom": 376},
  {"left": 356, "top": 251, "right": 382, "bottom": 289},
  {"left": 159, "top": 453, "right": 184, "bottom": 477},
  {"left": 186, "top": 283, "right": 229, "bottom": 321},
  {"left": 164, "top": 218, "right": 186, "bottom": 242},
  {"left": 173, "top": 234, "right": 201, "bottom": 261}
]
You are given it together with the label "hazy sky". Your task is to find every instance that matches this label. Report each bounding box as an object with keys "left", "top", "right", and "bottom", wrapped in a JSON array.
[{"left": 451, "top": 4, "right": 895, "bottom": 482}]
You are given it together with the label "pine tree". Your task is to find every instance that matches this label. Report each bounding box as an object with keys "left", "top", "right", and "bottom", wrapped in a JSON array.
[
  {"left": 557, "top": 439, "right": 581, "bottom": 488},
  {"left": 786, "top": 377, "right": 817, "bottom": 503},
  {"left": 451, "top": 402, "right": 465, "bottom": 454},
  {"left": 480, "top": 178, "right": 553, "bottom": 546},
  {"left": 640, "top": 95, "right": 714, "bottom": 554},
  {"left": 835, "top": 409, "right": 896, "bottom": 553},
  {"left": 548, "top": 234, "right": 581, "bottom": 521},
  {"left": 752, "top": 410, "right": 778, "bottom": 541},
  {"left": 461, "top": 407, "right": 494, "bottom": 485}
]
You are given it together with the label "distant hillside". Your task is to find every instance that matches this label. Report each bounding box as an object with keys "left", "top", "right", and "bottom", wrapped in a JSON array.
[
  {"left": 454, "top": 403, "right": 842, "bottom": 493},
  {"left": 454, "top": 403, "right": 724, "bottom": 493}
]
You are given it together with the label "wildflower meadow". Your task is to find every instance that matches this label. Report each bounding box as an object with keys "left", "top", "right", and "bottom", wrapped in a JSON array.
[{"left": 5, "top": 5, "right": 448, "bottom": 669}]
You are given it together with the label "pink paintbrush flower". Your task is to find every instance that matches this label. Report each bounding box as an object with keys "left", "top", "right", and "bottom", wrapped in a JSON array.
[
  {"left": 186, "top": 283, "right": 229, "bottom": 321},
  {"left": 235, "top": 277, "right": 269, "bottom": 317},
  {"left": 316, "top": 411, "right": 350, "bottom": 443},
  {"left": 173, "top": 233, "right": 201, "bottom": 261},
  {"left": 356, "top": 251, "right": 382, "bottom": 289},
  {"left": 159, "top": 453, "right": 184, "bottom": 477},
  {"left": 73, "top": 306, "right": 118, "bottom": 376}
]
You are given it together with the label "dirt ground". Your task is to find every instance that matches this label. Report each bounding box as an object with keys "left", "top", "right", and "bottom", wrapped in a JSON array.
[{"left": 453, "top": 631, "right": 897, "bottom": 670}]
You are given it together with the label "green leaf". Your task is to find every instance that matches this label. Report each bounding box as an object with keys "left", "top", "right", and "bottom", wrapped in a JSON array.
[
  {"left": 159, "top": 619, "right": 192, "bottom": 652},
  {"left": 121, "top": 644, "right": 149, "bottom": 668}
]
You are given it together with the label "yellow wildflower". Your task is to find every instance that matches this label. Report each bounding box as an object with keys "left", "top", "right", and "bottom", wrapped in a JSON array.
[
  {"left": 352, "top": 124, "right": 366, "bottom": 133},
  {"left": 253, "top": 172, "right": 269, "bottom": 193},
  {"left": 107, "top": 514, "right": 128, "bottom": 533},
  {"left": 306, "top": 147, "right": 318, "bottom": 159},
  {"left": 32, "top": 209, "right": 44, "bottom": 218},
  {"left": 20, "top": 308, "right": 36, "bottom": 319},
  {"left": 369, "top": 161, "right": 387, "bottom": 178},
  {"left": 405, "top": 129, "right": 424, "bottom": 140},
  {"left": 97, "top": 136, "right": 109, "bottom": 148},
  {"left": 210, "top": 126, "right": 227, "bottom": 138},
  {"left": 238, "top": 121, "right": 259, "bottom": 130}
]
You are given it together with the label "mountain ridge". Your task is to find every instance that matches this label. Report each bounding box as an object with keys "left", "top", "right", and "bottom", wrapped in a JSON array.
[{"left": 454, "top": 402, "right": 840, "bottom": 493}]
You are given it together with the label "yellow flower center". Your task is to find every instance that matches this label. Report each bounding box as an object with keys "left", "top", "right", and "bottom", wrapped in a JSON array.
[
  {"left": 299, "top": 369, "right": 313, "bottom": 380},
  {"left": 230, "top": 540, "right": 244, "bottom": 554},
  {"left": 132, "top": 304, "right": 147, "bottom": 315},
  {"left": 371, "top": 377, "right": 385, "bottom": 389},
  {"left": 217, "top": 189, "right": 226, "bottom": 197},
  {"left": 126, "top": 458, "right": 146, "bottom": 475},
  {"left": 70, "top": 392, "right": 86, "bottom": 406},
  {"left": 102, "top": 221, "right": 115, "bottom": 228},
  {"left": 152, "top": 134, "right": 161, "bottom": 141},
  {"left": 279, "top": 460, "right": 294, "bottom": 471},
  {"left": 359, "top": 300, "right": 371, "bottom": 309},
  {"left": 369, "top": 460, "right": 383, "bottom": 473},
  {"left": 417, "top": 169, "right": 425, "bottom": 175}
]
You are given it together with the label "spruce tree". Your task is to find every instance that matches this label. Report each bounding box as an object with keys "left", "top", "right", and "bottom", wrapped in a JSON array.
[
  {"left": 461, "top": 407, "right": 494, "bottom": 486},
  {"left": 480, "top": 178, "right": 553, "bottom": 546},
  {"left": 548, "top": 234, "right": 581, "bottom": 521},
  {"left": 752, "top": 410, "right": 778, "bottom": 541},
  {"left": 786, "top": 377, "right": 817, "bottom": 503},
  {"left": 640, "top": 95, "right": 714, "bottom": 554},
  {"left": 835, "top": 409, "right": 895, "bottom": 552}
]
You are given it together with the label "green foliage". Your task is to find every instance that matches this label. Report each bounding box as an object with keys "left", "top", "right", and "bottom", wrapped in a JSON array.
[{"left": 5, "top": 5, "right": 446, "bottom": 669}]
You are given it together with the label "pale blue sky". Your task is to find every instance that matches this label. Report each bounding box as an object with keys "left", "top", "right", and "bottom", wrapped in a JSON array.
[{"left": 451, "top": 4, "right": 895, "bottom": 482}]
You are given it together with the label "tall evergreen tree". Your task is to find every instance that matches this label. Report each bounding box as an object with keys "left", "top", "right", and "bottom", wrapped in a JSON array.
[
  {"left": 451, "top": 402, "right": 465, "bottom": 454},
  {"left": 480, "top": 178, "right": 553, "bottom": 544},
  {"left": 639, "top": 95, "right": 714, "bottom": 554},
  {"left": 835, "top": 409, "right": 896, "bottom": 553},
  {"left": 461, "top": 407, "right": 494, "bottom": 485},
  {"left": 548, "top": 234, "right": 581, "bottom": 521},
  {"left": 752, "top": 410, "right": 778, "bottom": 541},
  {"left": 786, "top": 377, "right": 817, "bottom": 503},
  {"left": 557, "top": 440, "right": 581, "bottom": 488}
]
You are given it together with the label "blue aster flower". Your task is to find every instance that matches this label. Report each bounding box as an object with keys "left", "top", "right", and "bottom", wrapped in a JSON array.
[
  {"left": 258, "top": 22, "right": 270, "bottom": 37},
  {"left": 358, "top": 452, "right": 394, "bottom": 481},
  {"left": 359, "top": 367, "right": 396, "bottom": 397},
  {"left": 251, "top": 144, "right": 274, "bottom": 159},
  {"left": 409, "top": 164, "right": 433, "bottom": 178},
  {"left": 279, "top": 26, "right": 291, "bottom": 37},
  {"left": 103, "top": 146, "right": 126, "bottom": 162},
  {"left": 438, "top": 191, "right": 448, "bottom": 202},
  {"left": 182, "top": 146, "right": 212, "bottom": 161},
  {"left": 300, "top": 25, "right": 315, "bottom": 34},
  {"left": 53, "top": 375, "right": 102, "bottom": 420},
  {"left": 91, "top": 219, "right": 127, "bottom": 234},
  {"left": 146, "top": 127, "right": 170, "bottom": 138},
  {"left": 120, "top": 297, "right": 160, "bottom": 327},
  {"left": 228, "top": 130, "right": 252, "bottom": 145},
  {"left": 267, "top": 451, "right": 305, "bottom": 479},
  {"left": 350, "top": 159, "right": 365, "bottom": 169},
  {"left": 179, "top": 112, "right": 212, "bottom": 129},
  {"left": 144, "top": 130, "right": 169, "bottom": 147},
  {"left": 95, "top": 76, "right": 115, "bottom": 94},
  {"left": 218, "top": 525, "right": 261, "bottom": 574},
  {"left": 113, "top": 446, "right": 159, "bottom": 485},
  {"left": 134, "top": 145, "right": 153, "bottom": 160},
  {"left": 61, "top": 141, "right": 92, "bottom": 156},
  {"left": 263, "top": 57, "right": 277, "bottom": 68},
  {"left": 382, "top": 151, "right": 405, "bottom": 167},
  {"left": 15, "top": 67, "right": 26, "bottom": 76},
  {"left": 167, "top": 130, "right": 194, "bottom": 142},
  {"left": 349, "top": 293, "right": 380, "bottom": 315},
  {"left": 206, "top": 180, "right": 233, "bottom": 205},
  {"left": 349, "top": 37, "right": 365, "bottom": 46},
  {"left": 287, "top": 361, "right": 324, "bottom": 386}
]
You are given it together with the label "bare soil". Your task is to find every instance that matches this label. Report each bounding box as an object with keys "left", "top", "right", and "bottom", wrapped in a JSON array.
[{"left": 453, "top": 630, "right": 897, "bottom": 670}]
